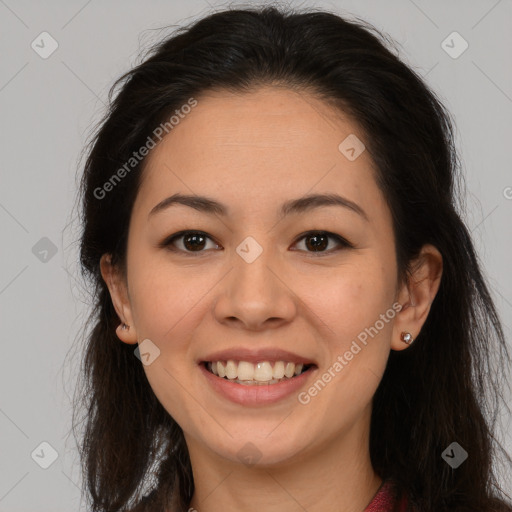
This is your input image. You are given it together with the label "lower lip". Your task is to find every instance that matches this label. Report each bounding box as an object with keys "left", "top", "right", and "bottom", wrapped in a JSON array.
[{"left": 199, "top": 363, "right": 317, "bottom": 406}]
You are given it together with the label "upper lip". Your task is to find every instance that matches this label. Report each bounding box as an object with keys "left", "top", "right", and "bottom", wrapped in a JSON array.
[{"left": 199, "top": 347, "right": 317, "bottom": 366}]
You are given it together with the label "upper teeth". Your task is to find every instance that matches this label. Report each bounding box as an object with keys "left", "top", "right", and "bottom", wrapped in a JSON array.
[{"left": 208, "top": 360, "right": 305, "bottom": 381}]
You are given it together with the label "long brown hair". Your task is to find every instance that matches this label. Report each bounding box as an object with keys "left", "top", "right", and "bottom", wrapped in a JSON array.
[{"left": 72, "top": 5, "right": 512, "bottom": 511}]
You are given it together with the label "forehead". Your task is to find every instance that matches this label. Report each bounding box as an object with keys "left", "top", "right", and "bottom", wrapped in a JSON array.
[{"left": 134, "top": 86, "right": 382, "bottom": 221}]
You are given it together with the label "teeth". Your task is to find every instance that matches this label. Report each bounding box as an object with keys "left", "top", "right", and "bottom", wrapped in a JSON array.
[
  {"left": 284, "top": 362, "right": 295, "bottom": 378},
  {"left": 207, "top": 360, "right": 309, "bottom": 383},
  {"left": 225, "top": 360, "right": 237, "bottom": 379},
  {"left": 273, "top": 361, "right": 285, "bottom": 379},
  {"left": 237, "top": 361, "right": 255, "bottom": 381},
  {"left": 254, "top": 362, "right": 273, "bottom": 381}
]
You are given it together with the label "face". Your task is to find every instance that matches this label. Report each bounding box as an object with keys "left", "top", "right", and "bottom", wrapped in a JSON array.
[{"left": 105, "top": 86, "right": 417, "bottom": 468}]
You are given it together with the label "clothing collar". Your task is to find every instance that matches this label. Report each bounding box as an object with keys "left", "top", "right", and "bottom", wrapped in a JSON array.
[{"left": 363, "top": 480, "right": 408, "bottom": 512}]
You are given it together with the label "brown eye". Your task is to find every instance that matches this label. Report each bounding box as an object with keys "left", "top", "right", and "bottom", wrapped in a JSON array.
[
  {"left": 293, "top": 231, "right": 353, "bottom": 254},
  {"left": 182, "top": 233, "right": 207, "bottom": 251},
  {"left": 304, "top": 233, "right": 329, "bottom": 251},
  {"left": 160, "top": 229, "right": 352, "bottom": 256},
  {"left": 161, "top": 231, "right": 221, "bottom": 253}
]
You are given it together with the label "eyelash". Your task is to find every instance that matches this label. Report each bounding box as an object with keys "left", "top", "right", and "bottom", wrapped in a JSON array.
[{"left": 159, "top": 230, "right": 354, "bottom": 256}]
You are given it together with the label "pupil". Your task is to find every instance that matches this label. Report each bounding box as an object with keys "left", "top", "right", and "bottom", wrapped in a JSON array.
[
  {"left": 184, "top": 233, "right": 205, "bottom": 251},
  {"left": 306, "top": 233, "right": 327, "bottom": 251}
]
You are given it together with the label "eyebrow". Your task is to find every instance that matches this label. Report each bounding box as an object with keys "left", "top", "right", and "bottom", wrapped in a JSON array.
[{"left": 148, "top": 192, "right": 369, "bottom": 221}]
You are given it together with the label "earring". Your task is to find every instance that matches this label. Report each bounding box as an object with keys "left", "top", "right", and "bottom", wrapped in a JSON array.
[
  {"left": 121, "top": 323, "right": 130, "bottom": 330},
  {"left": 400, "top": 331, "right": 414, "bottom": 345}
]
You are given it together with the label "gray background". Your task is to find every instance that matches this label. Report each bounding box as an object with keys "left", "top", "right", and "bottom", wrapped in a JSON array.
[{"left": 0, "top": 0, "right": 511, "bottom": 510}]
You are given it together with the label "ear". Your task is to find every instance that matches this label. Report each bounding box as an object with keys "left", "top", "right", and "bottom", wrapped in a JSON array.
[
  {"left": 391, "top": 244, "right": 443, "bottom": 351},
  {"left": 100, "top": 253, "right": 138, "bottom": 345}
]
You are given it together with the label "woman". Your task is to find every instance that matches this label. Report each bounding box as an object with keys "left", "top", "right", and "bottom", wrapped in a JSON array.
[{"left": 73, "top": 5, "right": 512, "bottom": 512}]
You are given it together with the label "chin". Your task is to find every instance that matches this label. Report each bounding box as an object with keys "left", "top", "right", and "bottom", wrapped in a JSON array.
[{"left": 203, "top": 425, "right": 314, "bottom": 468}]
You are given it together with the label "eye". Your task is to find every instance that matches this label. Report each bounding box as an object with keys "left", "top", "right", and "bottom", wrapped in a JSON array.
[
  {"left": 160, "top": 230, "right": 221, "bottom": 253},
  {"left": 292, "top": 230, "right": 353, "bottom": 255},
  {"left": 159, "top": 230, "right": 353, "bottom": 255}
]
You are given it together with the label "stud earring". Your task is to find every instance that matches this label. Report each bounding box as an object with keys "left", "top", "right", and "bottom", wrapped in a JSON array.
[
  {"left": 121, "top": 323, "right": 130, "bottom": 330},
  {"left": 400, "top": 331, "right": 414, "bottom": 345}
]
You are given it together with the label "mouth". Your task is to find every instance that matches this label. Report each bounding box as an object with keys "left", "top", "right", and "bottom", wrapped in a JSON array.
[{"left": 201, "top": 360, "right": 316, "bottom": 385}]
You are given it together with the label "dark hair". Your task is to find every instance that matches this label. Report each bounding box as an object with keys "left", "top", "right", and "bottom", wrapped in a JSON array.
[{"left": 73, "top": 4, "right": 512, "bottom": 512}]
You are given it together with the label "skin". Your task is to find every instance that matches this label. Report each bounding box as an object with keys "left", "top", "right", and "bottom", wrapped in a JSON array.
[{"left": 101, "top": 86, "right": 442, "bottom": 512}]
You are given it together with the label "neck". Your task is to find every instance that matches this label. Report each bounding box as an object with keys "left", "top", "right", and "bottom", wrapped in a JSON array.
[{"left": 185, "top": 415, "right": 381, "bottom": 512}]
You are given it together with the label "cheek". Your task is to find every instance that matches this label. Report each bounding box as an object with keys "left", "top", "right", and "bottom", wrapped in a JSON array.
[
  {"left": 304, "top": 267, "right": 395, "bottom": 413},
  {"left": 128, "top": 259, "right": 209, "bottom": 422},
  {"left": 127, "top": 254, "right": 192, "bottom": 342},
  {"left": 309, "top": 263, "right": 395, "bottom": 341},
  {"left": 127, "top": 251, "right": 222, "bottom": 366}
]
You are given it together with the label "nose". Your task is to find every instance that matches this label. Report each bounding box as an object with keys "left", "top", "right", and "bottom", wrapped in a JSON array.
[{"left": 212, "top": 246, "right": 297, "bottom": 331}]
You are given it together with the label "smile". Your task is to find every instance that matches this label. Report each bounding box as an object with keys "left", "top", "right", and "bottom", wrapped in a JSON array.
[
  {"left": 205, "top": 360, "right": 312, "bottom": 385},
  {"left": 199, "top": 359, "right": 317, "bottom": 406}
]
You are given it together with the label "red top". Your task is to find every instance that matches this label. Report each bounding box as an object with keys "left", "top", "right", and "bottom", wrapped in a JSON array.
[
  {"left": 155, "top": 479, "right": 407, "bottom": 512},
  {"left": 363, "top": 480, "right": 408, "bottom": 512}
]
